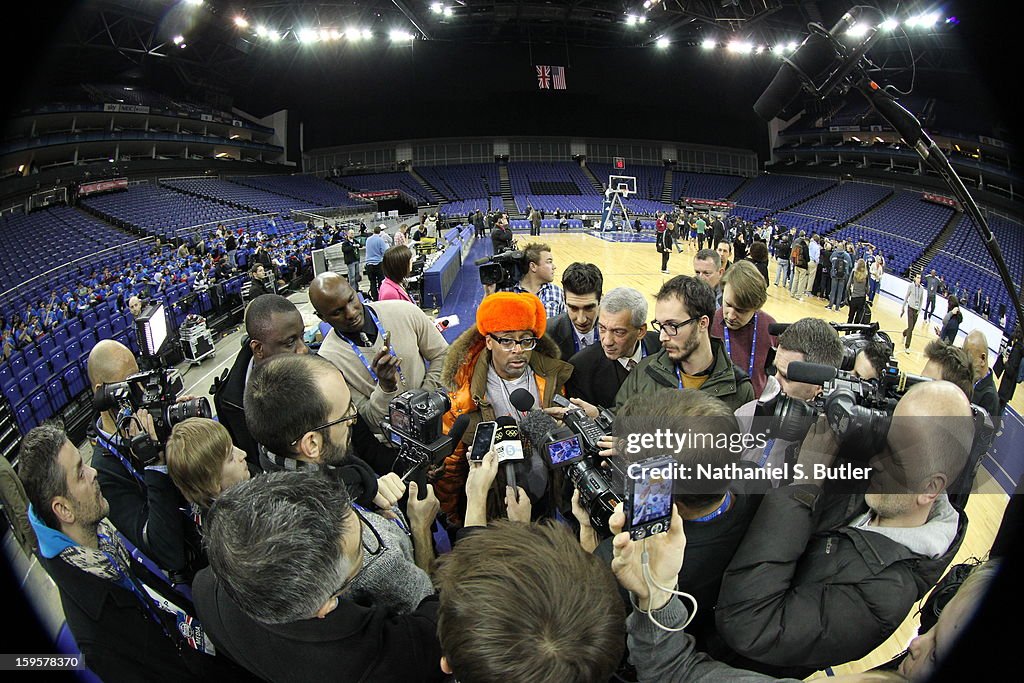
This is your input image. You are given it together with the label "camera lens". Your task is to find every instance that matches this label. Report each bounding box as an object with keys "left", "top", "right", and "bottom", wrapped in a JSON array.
[{"left": 166, "top": 397, "right": 212, "bottom": 427}]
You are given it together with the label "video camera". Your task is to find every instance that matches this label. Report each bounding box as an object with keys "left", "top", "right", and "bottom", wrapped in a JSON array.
[
  {"left": 94, "top": 367, "right": 211, "bottom": 467},
  {"left": 756, "top": 360, "right": 932, "bottom": 455},
  {"left": 540, "top": 395, "right": 625, "bottom": 533},
  {"left": 769, "top": 320, "right": 894, "bottom": 372},
  {"left": 380, "top": 388, "right": 455, "bottom": 476},
  {"left": 475, "top": 249, "right": 527, "bottom": 288}
]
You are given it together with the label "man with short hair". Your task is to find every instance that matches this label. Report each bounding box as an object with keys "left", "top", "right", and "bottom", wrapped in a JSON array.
[
  {"left": 213, "top": 294, "right": 310, "bottom": 468},
  {"left": 565, "top": 286, "right": 661, "bottom": 410},
  {"left": 716, "top": 240, "right": 733, "bottom": 273},
  {"left": 364, "top": 226, "right": 388, "bottom": 300},
  {"left": 711, "top": 260, "right": 778, "bottom": 397},
  {"left": 805, "top": 234, "right": 821, "bottom": 298},
  {"left": 309, "top": 272, "right": 449, "bottom": 434},
  {"left": 127, "top": 295, "right": 143, "bottom": 318},
  {"left": 545, "top": 262, "right": 603, "bottom": 361},
  {"left": 614, "top": 275, "right": 754, "bottom": 412},
  {"left": 827, "top": 241, "right": 853, "bottom": 311},
  {"left": 693, "top": 248, "right": 725, "bottom": 309},
  {"left": 19, "top": 424, "right": 242, "bottom": 682},
  {"left": 490, "top": 213, "right": 514, "bottom": 254},
  {"left": 434, "top": 520, "right": 625, "bottom": 683},
  {"left": 435, "top": 293, "right": 573, "bottom": 524},
  {"left": 922, "top": 339, "right": 975, "bottom": 401},
  {"left": 788, "top": 232, "right": 809, "bottom": 300},
  {"left": 923, "top": 269, "right": 942, "bottom": 325},
  {"left": 772, "top": 228, "right": 792, "bottom": 288},
  {"left": 962, "top": 331, "right": 1000, "bottom": 418},
  {"left": 194, "top": 470, "right": 443, "bottom": 683},
  {"left": 716, "top": 382, "right": 972, "bottom": 678},
  {"left": 500, "top": 242, "right": 566, "bottom": 318},
  {"left": 851, "top": 339, "right": 892, "bottom": 381},
  {"left": 528, "top": 205, "right": 542, "bottom": 236}
]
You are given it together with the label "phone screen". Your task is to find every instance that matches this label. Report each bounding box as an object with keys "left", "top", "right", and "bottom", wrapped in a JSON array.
[
  {"left": 469, "top": 421, "right": 497, "bottom": 461},
  {"left": 546, "top": 435, "right": 584, "bottom": 468},
  {"left": 626, "top": 457, "right": 675, "bottom": 540}
]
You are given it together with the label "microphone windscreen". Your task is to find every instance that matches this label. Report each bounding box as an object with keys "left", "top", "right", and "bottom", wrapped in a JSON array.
[
  {"left": 786, "top": 361, "right": 839, "bottom": 385},
  {"left": 509, "top": 388, "right": 536, "bottom": 412},
  {"left": 519, "top": 410, "right": 559, "bottom": 449}
]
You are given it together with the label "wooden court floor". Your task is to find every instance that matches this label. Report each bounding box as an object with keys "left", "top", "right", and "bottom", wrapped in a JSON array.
[{"left": 529, "top": 232, "right": 1010, "bottom": 677}]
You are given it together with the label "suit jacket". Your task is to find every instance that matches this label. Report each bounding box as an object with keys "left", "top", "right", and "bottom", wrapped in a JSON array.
[
  {"left": 565, "top": 331, "right": 661, "bottom": 409},
  {"left": 545, "top": 313, "right": 599, "bottom": 361}
]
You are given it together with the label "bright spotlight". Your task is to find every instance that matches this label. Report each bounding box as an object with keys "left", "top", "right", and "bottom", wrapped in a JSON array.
[
  {"left": 727, "top": 40, "right": 752, "bottom": 54},
  {"left": 172, "top": 35, "right": 185, "bottom": 45},
  {"left": 184, "top": 0, "right": 203, "bottom": 6},
  {"left": 786, "top": 41, "right": 797, "bottom": 51},
  {"left": 702, "top": 38, "right": 715, "bottom": 49},
  {"left": 390, "top": 29, "right": 413, "bottom": 42},
  {"left": 626, "top": 14, "right": 638, "bottom": 26},
  {"left": 754, "top": 45, "right": 763, "bottom": 54},
  {"left": 234, "top": 16, "right": 249, "bottom": 29},
  {"left": 330, "top": 29, "right": 341, "bottom": 40},
  {"left": 656, "top": 36, "right": 670, "bottom": 49},
  {"left": 319, "top": 28, "right": 331, "bottom": 41},
  {"left": 298, "top": 28, "right": 319, "bottom": 43},
  {"left": 846, "top": 23, "right": 869, "bottom": 38},
  {"left": 443, "top": 7, "right": 453, "bottom": 17},
  {"left": 431, "top": 2, "right": 443, "bottom": 13},
  {"left": 922, "top": 12, "right": 941, "bottom": 26},
  {"left": 881, "top": 18, "right": 899, "bottom": 31},
  {"left": 638, "top": 15, "right": 647, "bottom": 24}
]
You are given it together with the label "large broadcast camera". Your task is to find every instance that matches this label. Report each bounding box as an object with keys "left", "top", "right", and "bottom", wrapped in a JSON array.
[
  {"left": 475, "top": 249, "right": 527, "bottom": 289},
  {"left": 94, "top": 368, "right": 211, "bottom": 467},
  {"left": 380, "top": 388, "right": 455, "bottom": 479},
  {"left": 756, "top": 360, "right": 931, "bottom": 454},
  {"left": 520, "top": 391, "right": 625, "bottom": 533},
  {"left": 769, "top": 320, "right": 894, "bottom": 373}
]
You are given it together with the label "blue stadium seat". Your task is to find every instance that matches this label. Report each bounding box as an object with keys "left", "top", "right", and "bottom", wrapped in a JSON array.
[
  {"left": 63, "top": 365, "right": 86, "bottom": 397},
  {"left": 46, "top": 377, "right": 68, "bottom": 413},
  {"left": 0, "top": 364, "right": 13, "bottom": 392},
  {"left": 22, "top": 344, "right": 42, "bottom": 367},
  {"left": 38, "top": 336, "right": 56, "bottom": 358},
  {"left": 95, "top": 322, "right": 113, "bottom": 342},
  {"left": 80, "top": 330, "right": 98, "bottom": 358},
  {"left": 15, "top": 400, "right": 36, "bottom": 434},
  {"left": 18, "top": 372, "right": 37, "bottom": 400},
  {"left": 67, "top": 319, "right": 83, "bottom": 337},
  {"left": 9, "top": 353, "right": 29, "bottom": 380},
  {"left": 3, "top": 382, "right": 21, "bottom": 407},
  {"left": 48, "top": 349, "right": 69, "bottom": 375},
  {"left": 81, "top": 310, "right": 98, "bottom": 329},
  {"left": 32, "top": 361, "right": 50, "bottom": 386},
  {"left": 110, "top": 314, "right": 125, "bottom": 334},
  {"left": 96, "top": 305, "right": 111, "bottom": 322},
  {"left": 30, "top": 390, "right": 53, "bottom": 423},
  {"left": 64, "top": 340, "right": 83, "bottom": 363},
  {"left": 53, "top": 324, "right": 70, "bottom": 348}
]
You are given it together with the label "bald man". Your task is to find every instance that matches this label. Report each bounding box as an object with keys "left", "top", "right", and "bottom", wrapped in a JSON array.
[
  {"left": 87, "top": 340, "right": 200, "bottom": 579},
  {"left": 715, "top": 381, "right": 972, "bottom": 678},
  {"left": 309, "top": 272, "right": 449, "bottom": 434},
  {"left": 127, "top": 295, "right": 143, "bottom": 318},
  {"left": 962, "top": 330, "right": 1000, "bottom": 418}
]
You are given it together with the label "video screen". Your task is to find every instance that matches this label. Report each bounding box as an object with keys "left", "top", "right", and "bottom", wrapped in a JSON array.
[
  {"left": 389, "top": 407, "right": 411, "bottom": 435},
  {"left": 546, "top": 435, "right": 584, "bottom": 467},
  {"left": 142, "top": 303, "right": 167, "bottom": 356},
  {"left": 631, "top": 473, "right": 673, "bottom": 526}
]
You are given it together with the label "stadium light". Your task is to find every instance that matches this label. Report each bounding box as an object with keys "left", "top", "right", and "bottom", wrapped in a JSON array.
[
  {"left": 754, "top": 45, "right": 763, "bottom": 54},
  {"left": 701, "top": 38, "right": 715, "bottom": 49},
  {"left": 846, "top": 23, "right": 869, "bottom": 38},
  {"left": 786, "top": 41, "right": 797, "bottom": 51},
  {"left": 638, "top": 15, "right": 647, "bottom": 24},
  {"left": 881, "top": 18, "right": 899, "bottom": 31},
  {"left": 626, "top": 14, "right": 638, "bottom": 26},
  {"left": 234, "top": 16, "right": 249, "bottom": 29},
  {"left": 443, "top": 7, "right": 453, "bottom": 17},
  {"left": 726, "top": 40, "right": 752, "bottom": 54},
  {"left": 184, "top": 0, "right": 203, "bottom": 6},
  {"left": 390, "top": 29, "right": 414, "bottom": 42},
  {"left": 298, "top": 28, "right": 319, "bottom": 43},
  {"left": 656, "top": 36, "right": 670, "bottom": 49},
  {"left": 172, "top": 35, "right": 185, "bottom": 45},
  {"left": 921, "top": 12, "right": 941, "bottom": 26},
  {"left": 431, "top": 2, "right": 443, "bottom": 13}
]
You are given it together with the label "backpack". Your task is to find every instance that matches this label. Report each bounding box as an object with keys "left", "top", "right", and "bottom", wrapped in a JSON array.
[
  {"left": 791, "top": 242, "right": 806, "bottom": 268},
  {"left": 833, "top": 253, "right": 848, "bottom": 279}
]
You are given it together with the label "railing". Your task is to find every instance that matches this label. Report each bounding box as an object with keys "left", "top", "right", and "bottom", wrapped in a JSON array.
[{"left": 171, "top": 212, "right": 278, "bottom": 239}]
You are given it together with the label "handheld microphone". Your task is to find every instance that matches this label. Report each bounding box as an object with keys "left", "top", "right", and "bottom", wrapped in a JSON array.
[
  {"left": 509, "top": 387, "right": 536, "bottom": 412},
  {"left": 494, "top": 416, "right": 525, "bottom": 499}
]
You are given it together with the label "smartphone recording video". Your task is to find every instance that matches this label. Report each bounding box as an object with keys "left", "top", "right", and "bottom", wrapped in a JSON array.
[{"left": 624, "top": 456, "right": 675, "bottom": 540}]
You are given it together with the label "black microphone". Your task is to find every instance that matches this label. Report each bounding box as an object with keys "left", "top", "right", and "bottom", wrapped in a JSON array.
[
  {"left": 509, "top": 387, "right": 536, "bottom": 412},
  {"left": 787, "top": 361, "right": 839, "bottom": 386},
  {"left": 519, "top": 409, "right": 560, "bottom": 458},
  {"left": 494, "top": 416, "right": 525, "bottom": 499}
]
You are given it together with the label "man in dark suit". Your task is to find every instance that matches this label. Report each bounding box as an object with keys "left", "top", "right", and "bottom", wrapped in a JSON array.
[
  {"left": 545, "top": 262, "right": 603, "bottom": 361},
  {"left": 565, "top": 286, "right": 661, "bottom": 410},
  {"left": 972, "top": 287, "right": 984, "bottom": 312}
]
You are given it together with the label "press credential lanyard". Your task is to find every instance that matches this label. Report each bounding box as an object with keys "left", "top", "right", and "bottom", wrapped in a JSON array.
[{"left": 343, "top": 307, "right": 407, "bottom": 388}]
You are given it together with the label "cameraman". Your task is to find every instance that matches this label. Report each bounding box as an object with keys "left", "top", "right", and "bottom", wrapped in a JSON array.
[
  {"left": 490, "top": 213, "right": 514, "bottom": 254},
  {"left": 86, "top": 340, "right": 201, "bottom": 580},
  {"left": 498, "top": 242, "right": 566, "bottom": 319},
  {"left": 715, "top": 381, "right": 972, "bottom": 678},
  {"left": 851, "top": 338, "right": 892, "bottom": 381}
]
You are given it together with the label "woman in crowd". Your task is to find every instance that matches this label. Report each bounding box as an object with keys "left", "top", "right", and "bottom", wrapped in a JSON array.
[
  {"left": 378, "top": 245, "right": 415, "bottom": 302},
  {"left": 393, "top": 223, "right": 410, "bottom": 247},
  {"left": 936, "top": 295, "right": 963, "bottom": 344},
  {"left": 165, "top": 417, "right": 252, "bottom": 533},
  {"left": 847, "top": 258, "right": 869, "bottom": 324},
  {"left": 746, "top": 240, "right": 770, "bottom": 286},
  {"left": 655, "top": 212, "right": 672, "bottom": 274}
]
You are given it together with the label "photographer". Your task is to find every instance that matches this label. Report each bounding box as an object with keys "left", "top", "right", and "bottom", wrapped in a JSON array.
[
  {"left": 921, "top": 339, "right": 975, "bottom": 401},
  {"left": 86, "top": 340, "right": 201, "bottom": 580},
  {"left": 194, "top": 470, "right": 443, "bottom": 683},
  {"left": 715, "top": 381, "right": 972, "bottom": 677},
  {"left": 851, "top": 338, "right": 892, "bottom": 381},
  {"left": 490, "top": 212, "right": 514, "bottom": 254},
  {"left": 498, "top": 242, "right": 566, "bottom": 319}
]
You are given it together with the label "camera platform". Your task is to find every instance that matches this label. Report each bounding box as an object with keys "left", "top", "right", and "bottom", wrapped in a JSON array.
[{"left": 179, "top": 314, "right": 215, "bottom": 365}]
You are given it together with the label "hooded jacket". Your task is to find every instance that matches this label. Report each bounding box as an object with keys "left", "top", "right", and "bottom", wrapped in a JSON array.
[
  {"left": 434, "top": 328, "right": 573, "bottom": 524},
  {"left": 714, "top": 486, "right": 967, "bottom": 678},
  {"left": 613, "top": 337, "right": 754, "bottom": 413}
]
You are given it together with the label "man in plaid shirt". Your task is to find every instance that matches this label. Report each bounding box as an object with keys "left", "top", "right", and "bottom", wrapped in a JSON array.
[{"left": 499, "top": 242, "right": 566, "bottom": 319}]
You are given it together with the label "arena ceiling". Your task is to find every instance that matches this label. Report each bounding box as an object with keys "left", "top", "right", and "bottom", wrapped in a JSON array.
[{"left": 4, "top": 2, "right": 1022, "bottom": 152}]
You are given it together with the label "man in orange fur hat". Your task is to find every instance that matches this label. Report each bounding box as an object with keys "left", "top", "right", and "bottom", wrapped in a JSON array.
[{"left": 434, "top": 292, "right": 573, "bottom": 525}]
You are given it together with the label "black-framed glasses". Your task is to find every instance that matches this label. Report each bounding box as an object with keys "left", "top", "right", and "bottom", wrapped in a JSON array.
[
  {"left": 488, "top": 333, "right": 539, "bottom": 351},
  {"left": 291, "top": 402, "right": 359, "bottom": 446},
  {"left": 650, "top": 317, "right": 700, "bottom": 337},
  {"left": 334, "top": 508, "right": 387, "bottom": 598}
]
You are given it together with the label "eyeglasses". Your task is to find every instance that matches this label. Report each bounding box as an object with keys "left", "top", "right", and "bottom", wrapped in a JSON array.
[
  {"left": 488, "top": 333, "right": 539, "bottom": 351},
  {"left": 291, "top": 402, "right": 359, "bottom": 446},
  {"left": 333, "top": 508, "right": 387, "bottom": 598},
  {"left": 650, "top": 317, "right": 700, "bottom": 337},
  {"left": 596, "top": 323, "right": 636, "bottom": 340}
]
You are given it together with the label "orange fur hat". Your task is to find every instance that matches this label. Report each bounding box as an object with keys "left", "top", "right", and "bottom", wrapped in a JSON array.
[{"left": 475, "top": 292, "right": 547, "bottom": 338}]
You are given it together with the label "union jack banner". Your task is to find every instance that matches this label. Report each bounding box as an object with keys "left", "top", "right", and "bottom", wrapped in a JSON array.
[
  {"left": 535, "top": 65, "right": 567, "bottom": 90},
  {"left": 536, "top": 65, "right": 551, "bottom": 89}
]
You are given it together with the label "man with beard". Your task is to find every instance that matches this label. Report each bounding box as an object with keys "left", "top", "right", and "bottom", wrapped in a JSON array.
[
  {"left": 710, "top": 261, "right": 778, "bottom": 397},
  {"left": 614, "top": 275, "right": 753, "bottom": 412},
  {"left": 715, "top": 381, "right": 971, "bottom": 678},
  {"left": 194, "top": 470, "right": 443, "bottom": 683},
  {"left": 19, "top": 424, "right": 248, "bottom": 682}
]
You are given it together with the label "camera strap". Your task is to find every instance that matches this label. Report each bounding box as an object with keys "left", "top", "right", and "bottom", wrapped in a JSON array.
[
  {"left": 343, "top": 307, "right": 408, "bottom": 389},
  {"left": 95, "top": 428, "right": 146, "bottom": 487},
  {"left": 723, "top": 313, "right": 759, "bottom": 380}
]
